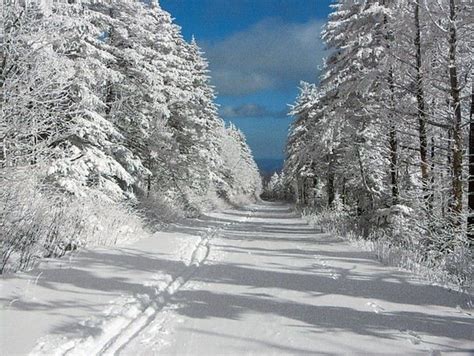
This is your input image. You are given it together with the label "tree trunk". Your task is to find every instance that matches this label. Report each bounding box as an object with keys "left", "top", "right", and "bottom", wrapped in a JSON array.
[
  {"left": 327, "top": 152, "right": 335, "bottom": 207},
  {"left": 439, "top": 132, "right": 447, "bottom": 218},
  {"left": 341, "top": 177, "right": 347, "bottom": 206},
  {"left": 105, "top": 8, "right": 116, "bottom": 117},
  {"left": 327, "top": 172, "right": 335, "bottom": 208},
  {"left": 468, "top": 64, "right": 474, "bottom": 245},
  {"left": 383, "top": 0, "right": 399, "bottom": 207},
  {"left": 413, "top": 0, "right": 430, "bottom": 207},
  {"left": 388, "top": 70, "right": 399, "bottom": 205},
  {"left": 313, "top": 176, "right": 318, "bottom": 207},
  {"left": 299, "top": 176, "right": 305, "bottom": 205},
  {"left": 430, "top": 136, "right": 435, "bottom": 211},
  {"left": 448, "top": 0, "right": 463, "bottom": 220}
]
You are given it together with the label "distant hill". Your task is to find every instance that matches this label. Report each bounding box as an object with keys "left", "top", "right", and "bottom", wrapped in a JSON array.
[{"left": 255, "top": 158, "right": 284, "bottom": 178}]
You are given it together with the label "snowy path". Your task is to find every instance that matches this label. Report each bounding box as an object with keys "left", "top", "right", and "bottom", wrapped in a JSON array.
[
  {"left": 0, "top": 219, "right": 218, "bottom": 355},
  {"left": 123, "top": 203, "right": 473, "bottom": 355},
  {"left": 1, "top": 202, "right": 473, "bottom": 355}
]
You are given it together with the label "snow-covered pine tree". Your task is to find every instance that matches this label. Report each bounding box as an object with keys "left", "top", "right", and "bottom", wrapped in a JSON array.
[
  {"left": 285, "top": 0, "right": 472, "bottom": 281},
  {"left": 1, "top": 1, "right": 75, "bottom": 169},
  {"left": 185, "top": 38, "right": 228, "bottom": 203},
  {"left": 41, "top": 0, "right": 147, "bottom": 199},
  {"left": 284, "top": 82, "right": 315, "bottom": 205},
  {"left": 147, "top": 8, "right": 211, "bottom": 209},
  {"left": 220, "top": 123, "right": 262, "bottom": 204},
  {"left": 1, "top": 0, "right": 262, "bottom": 272}
]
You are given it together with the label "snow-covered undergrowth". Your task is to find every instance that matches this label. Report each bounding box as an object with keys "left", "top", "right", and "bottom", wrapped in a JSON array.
[
  {"left": 303, "top": 207, "right": 472, "bottom": 291},
  {"left": 139, "top": 189, "right": 260, "bottom": 229},
  {"left": 0, "top": 171, "right": 149, "bottom": 274},
  {"left": 29, "top": 221, "right": 219, "bottom": 356},
  {"left": 0, "top": 168, "right": 260, "bottom": 274},
  {"left": 138, "top": 193, "right": 187, "bottom": 227}
]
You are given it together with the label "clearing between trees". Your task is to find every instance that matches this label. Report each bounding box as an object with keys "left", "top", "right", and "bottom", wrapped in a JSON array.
[{"left": 1, "top": 202, "right": 472, "bottom": 355}]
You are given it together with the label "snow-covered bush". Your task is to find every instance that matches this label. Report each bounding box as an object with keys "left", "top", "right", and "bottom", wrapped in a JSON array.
[
  {"left": 0, "top": 169, "right": 148, "bottom": 273},
  {"left": 138, "top": 192, "right": 186, "bottom": 228},
  {"left": 303, "top": 206, "right": 472, "bottom": 289}
]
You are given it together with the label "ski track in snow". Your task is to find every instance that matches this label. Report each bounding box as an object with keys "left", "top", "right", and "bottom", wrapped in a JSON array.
[
  {"left": 29, "top": 233, "right": 210, "bottom": 355},
  {"left": 1, "top": 202, "right": 473, "bottom": 355},
  {"left": 25, "top": 209, "right": 255, "bottom": 356}
]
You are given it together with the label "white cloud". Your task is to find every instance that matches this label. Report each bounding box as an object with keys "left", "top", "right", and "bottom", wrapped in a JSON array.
[
  {"left": 220, "top": 103, "right": 287, "bottom": 118},
  {"left": 213, "top": 71, "right": 276, "bottom": 96},
  {"left": 202, "top": 18, "right": 327, "bottom": 96}
]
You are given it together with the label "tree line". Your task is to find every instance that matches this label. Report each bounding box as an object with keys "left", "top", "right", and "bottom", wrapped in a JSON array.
[
  {"left": 282, "top": 0, "right": 472, "bottom": 283},
  {"left": 0, "top": 0, "right": 261, "bottom": 272}
]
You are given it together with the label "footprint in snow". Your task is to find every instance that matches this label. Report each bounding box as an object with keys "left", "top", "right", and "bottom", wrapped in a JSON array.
[
  {"left": 456, "top": 305, "right": 472, "bottom": 316},
  {"left": 313, "top": 258, "right": 327, "bottom": 266},
  {"left": 366, "top": 301, "right": 385, "bottom": 314},
  {"left": 400, "top": 329, "right": 423, "bottom": 345}
]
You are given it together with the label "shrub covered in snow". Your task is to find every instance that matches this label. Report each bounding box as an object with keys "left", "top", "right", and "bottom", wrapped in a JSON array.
[
  {"left": 303, "top": 206, "right": 472, "bottom": 289},
  {"left": 0, "top": 169, "right": 148, "bottom": 273}
]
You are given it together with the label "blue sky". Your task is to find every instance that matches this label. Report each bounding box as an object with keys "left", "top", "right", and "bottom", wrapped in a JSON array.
[{"left": 161, "top": 0, "right": 332, "bottom": 160}]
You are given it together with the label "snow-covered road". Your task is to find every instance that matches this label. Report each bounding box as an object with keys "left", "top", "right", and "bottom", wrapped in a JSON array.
[
  {"left": 1, "top": 202, "right": 473, "bottom": 355},
  {"left": 123, "top": 202, "right": 473, "bottom": 355}
]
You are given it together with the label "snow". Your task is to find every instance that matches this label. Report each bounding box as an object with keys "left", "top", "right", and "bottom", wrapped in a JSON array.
[
  {"left": 1, "top": 202, "right": 473, "bottom": 355},
  {"left": 0, "top": 229, "right": 203, "bottom": 355}
]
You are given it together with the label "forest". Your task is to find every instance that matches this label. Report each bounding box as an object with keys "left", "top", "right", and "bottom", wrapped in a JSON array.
[
  {"left": 265, "top": 0, "right": 473, "bottom": 285},
  {"left": 1, "top": 1, "right": 473, "bottom": 354},
  {"left": 0, "top": 0, "right": 261, "bottom": 273}
]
